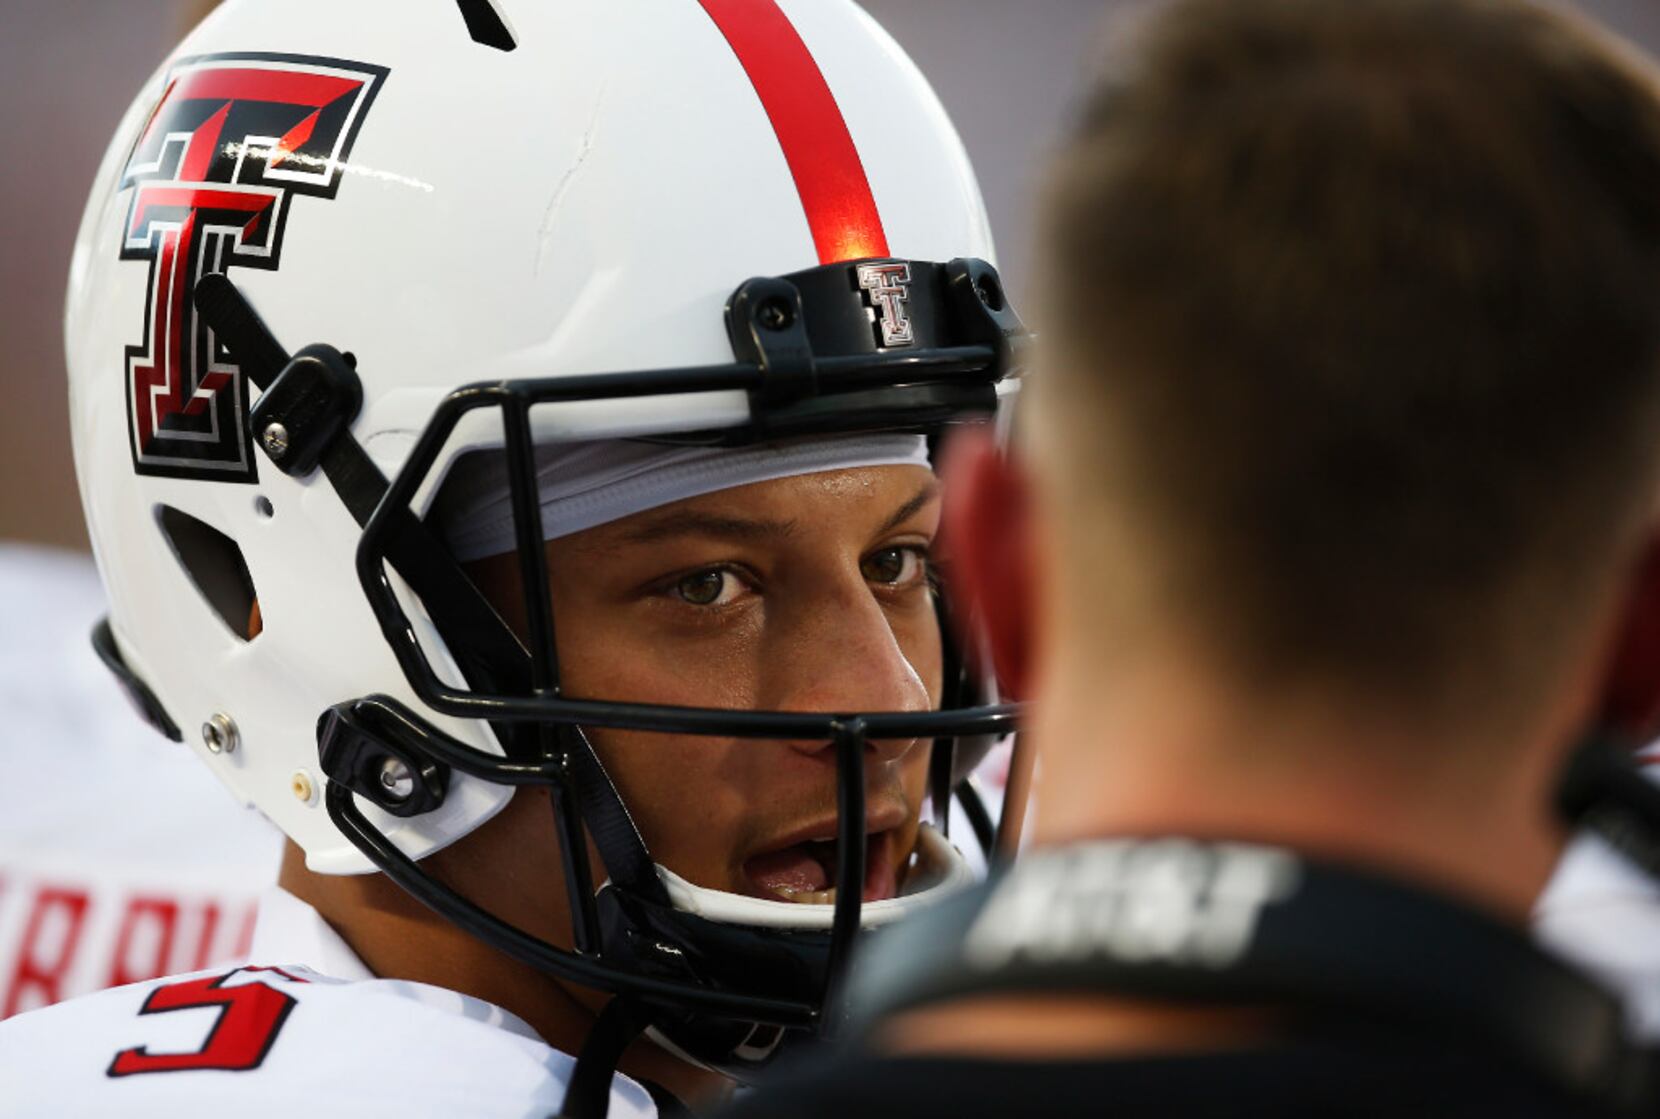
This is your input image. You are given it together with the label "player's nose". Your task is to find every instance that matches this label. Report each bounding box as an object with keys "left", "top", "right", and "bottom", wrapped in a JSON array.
[{"left": 764, "top": 570, "right": 931, "bottom": 764}]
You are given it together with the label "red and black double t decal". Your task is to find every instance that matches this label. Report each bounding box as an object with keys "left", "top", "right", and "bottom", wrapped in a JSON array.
[{"left": 118, "top": 53, "right": 386, "bottom": 482}]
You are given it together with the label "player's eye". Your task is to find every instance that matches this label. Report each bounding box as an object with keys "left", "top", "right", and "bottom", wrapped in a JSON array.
[
  {"left": 674, "top": 568, "right": 743, "bottom": 607},
  {"left": 861, "top": 546, "right": 928, "bottom": 588}
]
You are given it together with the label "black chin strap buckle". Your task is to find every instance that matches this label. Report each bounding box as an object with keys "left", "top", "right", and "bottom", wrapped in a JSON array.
[{"left": 249, "top": 343, "right": 364, "bottom": 477}]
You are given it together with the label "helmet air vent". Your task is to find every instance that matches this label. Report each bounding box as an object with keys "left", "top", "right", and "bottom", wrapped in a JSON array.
[
  {"left": 454, "top": 0, "right": 517, "bottom": 51},
  {"left": 155, "top": 505, "right": 261, "bottom": 642}
]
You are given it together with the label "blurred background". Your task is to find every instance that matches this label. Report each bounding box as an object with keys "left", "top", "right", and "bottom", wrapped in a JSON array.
[{"left": 4, "top": 0, "right": 1660, "bottom": 547}]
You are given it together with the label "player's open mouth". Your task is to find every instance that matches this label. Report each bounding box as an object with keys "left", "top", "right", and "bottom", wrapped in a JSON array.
[{"left": 742, "top": 827, "right": 900, "bottom": 904}]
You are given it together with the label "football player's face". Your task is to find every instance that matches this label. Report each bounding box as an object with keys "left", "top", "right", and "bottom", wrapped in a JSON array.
[{"left": 473, "top": 464, "right": 942, "bottom": 905}]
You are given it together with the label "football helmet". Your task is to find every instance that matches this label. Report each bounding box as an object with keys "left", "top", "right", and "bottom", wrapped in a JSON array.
[{"left": 66, "top": 0, "right": 1025, "bottom": 1100}]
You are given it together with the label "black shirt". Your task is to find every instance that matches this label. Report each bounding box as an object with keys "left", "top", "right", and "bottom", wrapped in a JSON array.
[
  {"left": 722, "top": 839, "right": 1650, "bottom": 1118},
  {"left": 721, "top": 1032, "right": 1621, "bottom": 1118}
]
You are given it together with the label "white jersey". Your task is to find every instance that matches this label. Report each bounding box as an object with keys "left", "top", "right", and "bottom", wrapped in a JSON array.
[
  {"left": 0, "top": 888, "right": 658, "bottom": 1117},
  {"left": 1534, "top": 742, "right": 1660, "bottom": 1039},
  {"left": 0, "top": 544, "right": 281, "bottom": 1018}
]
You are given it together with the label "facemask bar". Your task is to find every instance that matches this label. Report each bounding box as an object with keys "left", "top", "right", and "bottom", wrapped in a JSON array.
[{"left": 825, "top": 720, "right": 867, "bottom": 1034}]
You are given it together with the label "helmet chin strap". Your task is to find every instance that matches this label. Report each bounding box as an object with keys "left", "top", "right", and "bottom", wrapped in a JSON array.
[
  {"left": 561, "top": 725, "right": 672, "bottom": 907},
  {"left": 560, "top": 998, "right": 656, "bottom": 1119}
]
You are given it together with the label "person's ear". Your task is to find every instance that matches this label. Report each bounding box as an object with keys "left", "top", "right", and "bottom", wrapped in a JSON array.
[
  {"left": 939, "top": 426, "right": 1037, "bottom": 701},
  {"left": 1599, "top": 534, "right": 1660, "bottom": 742}
]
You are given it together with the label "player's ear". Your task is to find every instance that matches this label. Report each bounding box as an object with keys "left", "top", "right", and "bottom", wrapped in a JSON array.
[
  {"left": 939, "top": 425, "right": 1036, "bottom": 701},
  {"left": 1598, "top": 532, "right": 1660, "bottom": 741}
]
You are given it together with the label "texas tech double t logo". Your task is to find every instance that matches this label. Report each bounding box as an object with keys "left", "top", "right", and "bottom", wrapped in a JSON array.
[{"left": 118, "top": 54, "right": 385, "bottom": 481}]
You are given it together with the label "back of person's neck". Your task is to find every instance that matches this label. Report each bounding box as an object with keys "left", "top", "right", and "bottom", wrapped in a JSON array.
[
  {"left": 1024, "top": 652, "right": 1574, "bottom": 924},
  {"left": 874, "top": 653, "right": 1577, "bottom": 1066}
]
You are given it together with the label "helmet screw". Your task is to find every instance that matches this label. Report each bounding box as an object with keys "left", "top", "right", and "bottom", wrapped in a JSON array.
[
  {"left": 290, "top": 770, "right": 316, "bottom": 805},
  {"left": 757, "top": 299, "right": 794, "bottom": 332},
  {"left": 261, "top": 422, "right": 290, "bottom": 458},
  {"left": 378, "top": 756, "right": 415, "bottom": 803},
  {"left": 201, "top": 712, "right": 239, "bottom": 755}
]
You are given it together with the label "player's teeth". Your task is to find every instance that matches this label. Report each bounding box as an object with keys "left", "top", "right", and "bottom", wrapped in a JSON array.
[{"left": 769, "top": 885, "right": 837, "bottom": 904}]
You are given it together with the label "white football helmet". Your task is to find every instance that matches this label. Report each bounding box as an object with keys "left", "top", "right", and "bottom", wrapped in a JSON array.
[{"left": 66, "top": 0, "right": 1025, "bottom": 1091}]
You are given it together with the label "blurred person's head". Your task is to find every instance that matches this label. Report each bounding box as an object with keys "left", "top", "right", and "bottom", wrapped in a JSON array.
[{"left": 946, "top": 0, "right": 1660, "bottom": 914}]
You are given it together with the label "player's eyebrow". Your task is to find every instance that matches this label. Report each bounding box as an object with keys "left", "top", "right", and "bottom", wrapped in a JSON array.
[
  {"left": 876, "top": 478, "right": 941, "bottom": 536},
  {"left": 613, "top": 510, "right": 800, "bottom": 546}
]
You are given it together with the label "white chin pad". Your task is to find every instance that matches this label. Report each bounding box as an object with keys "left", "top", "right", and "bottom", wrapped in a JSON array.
[{"left": 652, "top": 824, "right": 973, "bottom": 931}]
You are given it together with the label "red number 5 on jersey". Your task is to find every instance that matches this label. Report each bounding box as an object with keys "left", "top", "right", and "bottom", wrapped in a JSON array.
[{"left": 107, "top": 967, "right": 306, "bottom": 1076}]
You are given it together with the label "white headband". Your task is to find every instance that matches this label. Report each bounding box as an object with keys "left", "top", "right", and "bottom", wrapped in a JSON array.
[{"left": 434, "top": 434, "right": 932, "bottom": 562}]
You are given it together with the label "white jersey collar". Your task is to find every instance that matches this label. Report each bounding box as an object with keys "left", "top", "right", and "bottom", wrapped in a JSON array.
[{"left": 245, "top": 887, "right": 554, "bottom": 1047}]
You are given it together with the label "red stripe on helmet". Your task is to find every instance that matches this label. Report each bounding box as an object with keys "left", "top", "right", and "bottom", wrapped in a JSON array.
[{"left": 698, "top": 0, "right": 890, "bottom": 264}]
